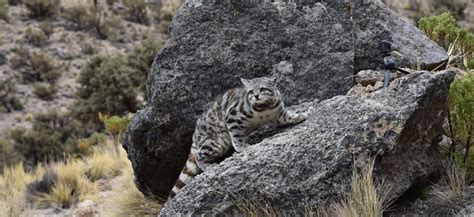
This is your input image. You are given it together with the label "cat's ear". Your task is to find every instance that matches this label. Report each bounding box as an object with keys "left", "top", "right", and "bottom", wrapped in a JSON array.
[
  {"left": 269, "top": 74, "right": 279, "bottom": 86},
  {"left": 240, "top": 78, "right": 250, "bottom": 86}
]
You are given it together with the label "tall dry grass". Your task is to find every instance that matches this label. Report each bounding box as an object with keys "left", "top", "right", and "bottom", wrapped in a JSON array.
[
  {"left": 428, "top": 162, "right": 472, "bottom": 215},
  {"left": 104, "top": 145, "right": 162, "bottom": 216}
]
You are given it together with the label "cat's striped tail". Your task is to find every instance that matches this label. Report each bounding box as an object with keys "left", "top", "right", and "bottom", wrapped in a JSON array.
[{"left": 168, "top": 151, "right": 201, "bottom": 199}]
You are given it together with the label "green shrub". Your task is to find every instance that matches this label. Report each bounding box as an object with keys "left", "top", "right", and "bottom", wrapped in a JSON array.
[
  {"left": 123, "top": 0, "right": 149, "bottom": 25},
  {"left": 8, "top": 111, "right": 83, "bottom": 167},
  {"left": 24, "top": 0, "right": 60, "bottom": 18},
  {"left": 419, "top": 12, "right": 474, "bottom": 69},
  {"left": 39, "top": 21, "right": 54, "bottom": 37},
  {"left": 72, "top": 55, "right": 140, "bottom": 127},
  {"left": 85, "top": 8, "right": 119, "bottom": 40},
  {"left": 25, "top": 27, "right": 48, "bottom": 47},
  {"left": 0, "top": 139, "right": 24, "bottom": 172},
  {"left": 104, "top": 115, "right": 130, "bottom": 136},
  {"left": 9, "top": 47, "right": 30, "bottom": 70},
  {"left": 0, "top": 0, "right": 9, "bottom": 22},
  {"left": 448, "top": 72, "right": 474, "bottom": 168},
  {"left": 29, "top": 51, "right": 61, "bottom": 83},
  {"left": 0, "top": 78, "right": 22, "bottom": 112},
  {"left": 61, "top": 5, "right": 90, "bottom": 31},
  {"left": 33, "top": 83, "right": 57, "bottom": 101}
]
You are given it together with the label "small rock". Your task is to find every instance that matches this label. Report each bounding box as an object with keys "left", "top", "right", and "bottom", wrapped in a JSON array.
[{"left": 76, "top": 200, "right": 97, "bottom": 217}]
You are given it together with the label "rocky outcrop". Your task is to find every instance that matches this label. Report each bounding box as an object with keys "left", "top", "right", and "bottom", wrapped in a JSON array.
[
  {"left": 122, "top": 0, "right": 448, "bottom": 199},
  {"left": 160, "top": 70, "right": 454, "bottom": 215}
]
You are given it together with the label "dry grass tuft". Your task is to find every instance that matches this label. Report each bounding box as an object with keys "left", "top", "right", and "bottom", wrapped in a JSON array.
[
  {"left": 428, "top": 162, "right": 472, "bottom": 215},
  {"left": 87, "top": 148, "right": 124, "bottom": 181},
  {"left": 330, "top": 159, "right": 392, "bottom": 217},
  {"left": 0, "top": 163, "right": 42, "bottom": 216},
  {"left": 235, "top": 196, "right": 282, "bottom": 217},
  {"left": 31, "top": 160, "right": 97, "bottom": 208},
  {"left": 105, "top": 147, "right": 162, "bottom": 217}
]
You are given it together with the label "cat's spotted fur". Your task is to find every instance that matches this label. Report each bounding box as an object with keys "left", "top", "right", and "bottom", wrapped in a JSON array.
[{"left": 169, "top": 75, "right": 306, "bottom": 199}]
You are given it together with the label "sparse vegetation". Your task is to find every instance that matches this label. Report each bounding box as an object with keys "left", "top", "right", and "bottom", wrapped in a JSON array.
[
  {"left": 86, "top": 8, "right": 120, "bottom": 40},
  {"left": 0, "top": 139, "right": 24, "bottom": 172},
  {"left": 29, "top": 51, "right": 61, "bottom": 83},
  {"left": 123, "top": 0, "right": 149, "bottom": 25},
  {"left": 24, "top": 0, "right": 60, "bottom": 18},
  {"left": 33, "top": 83, "right": 57, "bottom": 101},
  {"left": 39, "top": 20, "right": 54, "bottom": 37},
  {"left": 25, "top": 26, "right": 48, "bottom": 47},
  {"left": 61, "top": 5, "right": 91, "bottom": 31},
  {"left": 0, "top": 78, "right": 22, "bottom": 112},
  {"left": 8, "top": 111, "right": 83, "bottom": 167}
]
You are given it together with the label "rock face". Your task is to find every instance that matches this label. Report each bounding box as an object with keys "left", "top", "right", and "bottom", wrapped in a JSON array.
[
  {"left": 160, "top": 70, "right": 455, "bottom": 215},
  {"left": 122, "top": 0, "right": 448, "bottom": 199}
]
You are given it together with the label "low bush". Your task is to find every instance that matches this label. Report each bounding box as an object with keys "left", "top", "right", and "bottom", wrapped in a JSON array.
[
  {"left": 61, "top": 5, "right": 90, "bottom": 31},
  {"left": 29, "top": 51, "right": 61, "bottom": 83},
  {"left": 39, "top": 21, "right": 54, "bottom": 37},
  {"left": 72, "top": 55, "right": 139, "bottom": 127},
  {"left": 9, "top": 46, "right": 30, "bottom": 70},
  {"left": 24, "top": 0, "right": 60, "bottom": 18},
  {"left": 123, "top": 0, "right": 149, "bottom": 25},
  {"left": 86, "top": 8, "right": 120, "bottom": 40},
  {"left": 0, "top": 139, "right": 24, "bottom": 172},
  {"left": 25, "top": 27, "right": 48, "bottom": 47},
  {"left": 0, "top": 0, "right": 9, "bottom": 22},
  {"left": 0, "top": 78, "right": 22, "bottom": 112},
  {"left": 8, "top": 111, "right": 83, "bottom": 167},
  {"left": 33, "top": 83, "right": 57, "bottom": 101},
  {"left": 419, "top": 13, "right": 474, "bottom": 69}
]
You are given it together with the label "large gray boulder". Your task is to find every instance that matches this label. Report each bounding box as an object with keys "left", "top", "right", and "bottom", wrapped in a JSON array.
[
  {"left": 160, "top": 70, "right": 455, "bottom": 215},
  {"left": 122, "top": 0, "right": 448, "bottom": 199}
]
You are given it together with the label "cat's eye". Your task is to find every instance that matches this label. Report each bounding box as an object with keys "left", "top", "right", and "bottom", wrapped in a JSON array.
[
  {"left": 248, "top": 90, "right": 254, "bottom": 95},
  {"left": 260, "top": 88, "right": 272, "bottom": 93}
]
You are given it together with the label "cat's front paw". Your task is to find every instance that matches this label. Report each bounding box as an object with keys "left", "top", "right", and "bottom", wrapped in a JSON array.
[
  {"left": 233, "top": 142, "right": 250, "bottom": 153},
  {"left": 293, "top": 113, "right": 307, "bottom": 124}
]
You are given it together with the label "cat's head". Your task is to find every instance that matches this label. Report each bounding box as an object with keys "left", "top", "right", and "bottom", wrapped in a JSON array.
[{"left": 241, "top": 75, "right": 281, "bottom": 110}]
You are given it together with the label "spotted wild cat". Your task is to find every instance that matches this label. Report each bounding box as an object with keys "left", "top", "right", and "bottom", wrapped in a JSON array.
[{"left": 168, "top": 75, "right": 307, "bottom": 198}]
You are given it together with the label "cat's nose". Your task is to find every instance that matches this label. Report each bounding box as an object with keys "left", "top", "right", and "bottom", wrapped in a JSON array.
[{"left": 255, "top": 94, "right": 260, "bottom": 99}]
